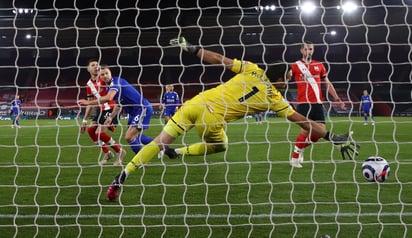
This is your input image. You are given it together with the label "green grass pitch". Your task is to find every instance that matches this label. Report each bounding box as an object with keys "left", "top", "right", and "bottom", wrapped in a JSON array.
[{"left": 0, "top": 116, "right": 411, "bottom": 237}]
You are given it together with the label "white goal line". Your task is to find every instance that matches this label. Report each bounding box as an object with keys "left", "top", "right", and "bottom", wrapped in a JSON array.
[{"left": 2, "top": 212, "right": 411, "bottom": 220}]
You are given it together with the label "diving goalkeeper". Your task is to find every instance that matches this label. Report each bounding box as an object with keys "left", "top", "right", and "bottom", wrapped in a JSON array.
[{"left": 106, "top": 37, "right": 358, "bottom": 200}]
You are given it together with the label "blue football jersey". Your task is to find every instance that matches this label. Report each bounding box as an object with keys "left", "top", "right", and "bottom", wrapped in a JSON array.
[
  {"left": 10, "top": 99, "right": 22, "bottom": 115},
  {"left": 361, "top": 95, "right": 372, "bottom": 109},
  {"left": 108, "top": 77, "right": 151, "bottom": 114},
  {"left": 162, "top": 91, "right": 180, "bottom": 110}
]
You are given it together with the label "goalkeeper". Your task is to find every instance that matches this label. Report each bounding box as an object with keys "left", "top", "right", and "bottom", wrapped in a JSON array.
[{"left": 106, "top": 37, "right": 358, "bottom": 200}]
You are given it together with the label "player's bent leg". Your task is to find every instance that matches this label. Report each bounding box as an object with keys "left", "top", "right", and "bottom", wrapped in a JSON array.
[
  {"left": 125, "top": 141, "right": 161, "bottom": 172},
  {"left": 290, "top": 157, "right": 303, "bottom": 168},
  {"left": 127, "top": 130, "right": 154, "bottom": 154},
  {"left": 158, "top": 118, "right": 185, "bottom": 159},
  {"left": 100, "top": 151, "right": 114, "bottom": 165},
  {"left": 87, "top": 126, "right": 98, "bottom": 140},
  {"left": 290, "top": 132, "right": 307, "bottom": 168},
  {"left": 125, "top": 127, "right": 142, "bottom": 154},
  {"left": 155, "top": 130, "right": 179, "bottom": 159},
  {"left": 106, "top": 149, "right": 155, "bottom": 201},
  {"left": 212, "top": 140, "right": 228, "bottom": 153},
  {"left": 106, "top": 184, "right": 119, "bottom": 201},
  {"left": 113, "top": 149, "right": 126, "bottom": 166},
  {"left": 107, "top": 171, "right": 128, "bottom": 201},
  {"left": 184, "top": 141, "right": 227, "bottom": 155},
  {"left": 211, "top": 129, "right": 228, "bottom": 153},
  {"left": 106, "top": 131, "right": 178, "bottom": 201},
  {"left": 126, "top": 131, "right": 176, "bottom": 171},
  {"left": 164, "top": 115, "right": 171, "bottom": 124},
  {"left": 290, "top": 132, "right": 308, "bottom": 167},
  {"left": 176, "top": 128, "right": 228, "bottom": 156},
  {"left": 137, "top": 133, "right": 153, "bottom": 146}
]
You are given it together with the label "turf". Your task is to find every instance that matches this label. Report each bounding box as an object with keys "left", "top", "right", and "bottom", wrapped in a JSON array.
[{"left": 0, "top": 116, "right": 411, "bottom": 238}]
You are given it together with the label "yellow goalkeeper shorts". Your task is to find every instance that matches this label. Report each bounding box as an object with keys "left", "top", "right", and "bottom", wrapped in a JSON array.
[{"left": 163, "top": 96, "right": 227, "bottom": 143}]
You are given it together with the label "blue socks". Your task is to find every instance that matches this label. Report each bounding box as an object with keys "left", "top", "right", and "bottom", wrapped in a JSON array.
[
  {"left": 128, "top": 134, "right": 153, "bottom": 154},
  {"left": 139, "top": 134, "right": 153, "bottom": 145}
]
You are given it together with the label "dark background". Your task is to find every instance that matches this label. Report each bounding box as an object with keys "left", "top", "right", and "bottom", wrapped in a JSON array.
[{"left": 0, "top": 0, "right": 411, "bottom": 115}]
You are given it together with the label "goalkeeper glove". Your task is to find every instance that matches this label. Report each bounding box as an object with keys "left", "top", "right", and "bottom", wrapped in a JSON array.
[
  {"left": 169, "top": 37, "right": 200, "bottom": 55},
  {"left": 325, "top": 131, "right": 360, "bottom": 160},
  {"left": 340, "top": 141, "right": 360, "bottom": 160},
  {"left": 325, "top": 131, "right": 352, "bottom": 145}
]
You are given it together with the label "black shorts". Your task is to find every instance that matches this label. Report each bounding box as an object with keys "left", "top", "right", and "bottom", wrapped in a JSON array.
[
  {"left": 296, "top": 103, "right": 325, "bottom": 124},
  {"left": 92, "top": 109, "right": 119, "bottom": 128}
]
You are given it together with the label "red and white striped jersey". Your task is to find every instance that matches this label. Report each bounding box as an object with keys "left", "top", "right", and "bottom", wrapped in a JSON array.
[
  {"left": 85, "top": 77, "right": 115, "bottom": 110},
  {"left": 290, "top": 59, "right": 327, "bottom": 104}
]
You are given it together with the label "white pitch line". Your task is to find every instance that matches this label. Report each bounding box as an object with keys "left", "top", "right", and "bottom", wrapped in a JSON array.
[{"left": 1, "top": 212, "right": 411, "bottom": 220}]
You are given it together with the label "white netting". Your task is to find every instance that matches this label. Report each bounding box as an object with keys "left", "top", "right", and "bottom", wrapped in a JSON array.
[{"left": 0, "top": 1, "right": 411, "bottom": 237}]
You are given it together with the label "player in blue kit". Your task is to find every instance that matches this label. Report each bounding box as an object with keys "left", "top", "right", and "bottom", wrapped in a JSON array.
[
  {"left": 10, "top": 95, "right": 22, "bottom": 128},
  {"left": 160, "top": 84, "right": 180, "bottom": 123},
  {"left": 359, "top": 89, "right": 374, "bottom": 125},
  {"left": 78, "top": 65, "right": 153, "bottom": 155}
]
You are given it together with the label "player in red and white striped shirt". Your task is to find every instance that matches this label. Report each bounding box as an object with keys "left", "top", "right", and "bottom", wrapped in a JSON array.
[
  {"left": 81, "top": 59, "right": 126, "bottom": 165},
  {"left": 287, "top": 41, "right": 345, "bottom": 168}
]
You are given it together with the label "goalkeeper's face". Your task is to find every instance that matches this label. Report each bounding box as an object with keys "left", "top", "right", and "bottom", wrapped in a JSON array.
[
  {"left": 100, "top": 68, "right": 112, "bottom": 83},
  {"left": 266, "top": 62, "right": 287, "bottom": 84}
]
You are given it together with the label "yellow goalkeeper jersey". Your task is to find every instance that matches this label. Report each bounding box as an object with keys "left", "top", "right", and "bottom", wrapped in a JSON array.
[{"left": 198, "top": 59, "right": 294, "bottom": 122}]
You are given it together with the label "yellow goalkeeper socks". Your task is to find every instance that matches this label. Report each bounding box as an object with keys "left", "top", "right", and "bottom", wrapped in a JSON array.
[
  {"left": 125, "top": 141, "right": 160, "bottom": 173},
  {"left": 178, "top": 143, "right": 205, "bottom": 155},
  {"left": 178, "top": 142, "right": 226, "bottom": 156}
]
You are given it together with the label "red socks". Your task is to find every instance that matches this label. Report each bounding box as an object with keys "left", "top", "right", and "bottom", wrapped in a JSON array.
[
  {"left": 292, "top": 133, "right": 308, "bottom": 159},
  {"left": 87, "top": 127, "right": 110, "bottom": 153},
  {"left": 292, "top": 133, "right": 322, "bottom": 159},
  {"left": 99, "top": 132, "right": 121, "bottom": 153}
]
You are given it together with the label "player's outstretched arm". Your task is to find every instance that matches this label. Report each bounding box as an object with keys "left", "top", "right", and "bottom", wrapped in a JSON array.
[
  {"left": 170, "top": 36, "right": 234, "bottom": 70},
  {"left": 80, "top": 105, "right": 92, "bottom": 134},
  {"left": 324, "top": 77, "right": 345, "bottom": 109},
  {"left": 169, "top": 37, "right": 200, "bottom": 55},
  {"left": 288, "top": 111, "right": 359, "bottom": 160},
  {"left": 78, "top": 90, "right": 116, "bottom": 106}
]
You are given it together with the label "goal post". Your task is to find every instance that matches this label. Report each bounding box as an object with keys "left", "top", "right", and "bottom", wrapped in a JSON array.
[{"left": 0, "top": 1, "right": 411, "bottom": 237}]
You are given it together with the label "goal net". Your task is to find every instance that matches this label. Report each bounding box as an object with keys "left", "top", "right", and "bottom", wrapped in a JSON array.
[{"left": 1, "top": 1, "right": 411, "bottom": 237}]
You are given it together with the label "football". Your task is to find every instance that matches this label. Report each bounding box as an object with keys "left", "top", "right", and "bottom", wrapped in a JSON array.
[{"left": 361, "top": 156, "right": 390, "bottom": 182}]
